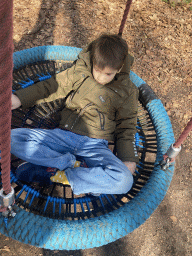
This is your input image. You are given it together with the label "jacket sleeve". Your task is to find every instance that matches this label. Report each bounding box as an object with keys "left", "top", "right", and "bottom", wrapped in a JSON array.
[
  {"left": 115, "top": 81, "right": 139, "bottom": 163},
  {"left": 14, "top": 66, "right": 75, "bottom": 109}
]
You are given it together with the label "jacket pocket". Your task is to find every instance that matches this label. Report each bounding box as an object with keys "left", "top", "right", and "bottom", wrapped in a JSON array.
[{"left": 70, "top": 103, "right": 106, "bottom": 131}]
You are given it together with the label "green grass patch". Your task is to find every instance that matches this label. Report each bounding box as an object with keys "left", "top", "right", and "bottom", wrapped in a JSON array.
[
  {"left": 162, "top": 0, "right": 192, "bottom": 4},
  {"left": 183, "top": 0, "right": 191, "bottom": 3}
]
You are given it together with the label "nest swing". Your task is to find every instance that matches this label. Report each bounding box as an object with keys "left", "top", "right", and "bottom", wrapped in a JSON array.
[{"left": 0, "top": 45, "right": 175, "bottom": 250}]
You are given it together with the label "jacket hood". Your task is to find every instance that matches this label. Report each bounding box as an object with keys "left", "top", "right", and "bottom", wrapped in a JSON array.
[{"left": 77, "top": 45, "right": 92, "bottom": 74}]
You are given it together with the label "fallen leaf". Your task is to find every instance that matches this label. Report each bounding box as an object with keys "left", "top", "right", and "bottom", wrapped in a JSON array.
[
  {"left": 0, "top": 246, "right": 11, "bottom": 252},
  {"left": 170, "top": 215, "right": 177, "bottom": 223}
]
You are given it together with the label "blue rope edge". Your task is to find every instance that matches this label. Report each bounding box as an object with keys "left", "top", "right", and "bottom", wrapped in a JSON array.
[
  {"left": 0, "top": 46, "right": 175, "bottom": 250},
  {"left": 13, "top": 45, "right": 82, "bottom": 69}
]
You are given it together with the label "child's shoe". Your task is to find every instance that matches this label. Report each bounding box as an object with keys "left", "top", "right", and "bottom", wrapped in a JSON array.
[
  {"left": 50, "top": 161, "right": 81, "bottom": 185},
  {"left": 74, "top": 161, "right": 81, "bottom": 167},
  {"left": 50, "top": 170, "right": 70, "bottom": 185},
  {"left": 16, "top": 162, "right": 57, "bottom": 185}
]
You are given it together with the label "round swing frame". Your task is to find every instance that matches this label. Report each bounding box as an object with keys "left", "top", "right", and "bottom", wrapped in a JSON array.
[{"left": 0, "top": 45, "right": 175, "bottom": 250}]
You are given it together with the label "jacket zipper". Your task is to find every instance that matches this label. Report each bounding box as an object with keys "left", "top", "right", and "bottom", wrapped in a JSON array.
[{"left": 96, "top": 109, "right": 105, "bottom": 130}]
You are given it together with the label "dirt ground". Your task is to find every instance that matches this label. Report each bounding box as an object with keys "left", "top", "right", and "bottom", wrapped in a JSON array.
[{"left": 0, "top": 0, "right": 192, "bottom": 255}]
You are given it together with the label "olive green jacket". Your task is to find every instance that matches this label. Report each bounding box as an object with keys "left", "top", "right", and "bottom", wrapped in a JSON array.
[{"left": 14, "top": 47, "right": 139, "bottom": 163}]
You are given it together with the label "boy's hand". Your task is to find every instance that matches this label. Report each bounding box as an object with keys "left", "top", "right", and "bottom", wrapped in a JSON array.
[
  {"left": 108, "top": 145, "right": 136, "bottom": 175},
  {"left": 123, "top": 161, "right": 136, "bottom": 175},
  {"left": 108, "top": 144, "right": 114, "bottom": 152},
  {"left": 11, "top": 94, "right": 21, "bottom": 110}
]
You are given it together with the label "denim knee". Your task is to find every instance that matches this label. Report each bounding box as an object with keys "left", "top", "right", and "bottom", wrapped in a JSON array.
[{"left": 116, "top": 171, "right": 133, "bottom": 194}]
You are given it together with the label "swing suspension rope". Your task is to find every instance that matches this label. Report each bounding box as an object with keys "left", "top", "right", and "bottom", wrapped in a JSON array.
[
  {"left": 118, "top": 0, "right": 133, "bottom": 36},
  {"left": 0, "top": 0, "right": 13, "bottom": 197},
  {"left": 173, "top": 117, "right": 192, "bottom": 148}
]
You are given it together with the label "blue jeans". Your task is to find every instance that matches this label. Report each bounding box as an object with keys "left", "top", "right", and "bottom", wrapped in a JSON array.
[{"left": 10, "top": 128, "right": 133, "bottom": 195}]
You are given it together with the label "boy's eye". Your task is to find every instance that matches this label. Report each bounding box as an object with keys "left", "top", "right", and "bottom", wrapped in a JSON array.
[{"left": 107, "top": 73, "right": 112, "bottom": 76}]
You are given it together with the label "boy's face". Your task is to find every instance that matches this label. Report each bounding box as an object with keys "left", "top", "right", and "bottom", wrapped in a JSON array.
[{"left": 92, "top": 65, "right": 119, "bottom": 85}]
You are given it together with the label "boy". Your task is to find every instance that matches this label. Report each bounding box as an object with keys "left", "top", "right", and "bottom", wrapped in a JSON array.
[{"left": 11, "top": 34, "right": 139, "bottom": 195}]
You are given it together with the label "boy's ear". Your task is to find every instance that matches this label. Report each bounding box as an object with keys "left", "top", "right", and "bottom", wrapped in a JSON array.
[{"left": 117, "top": 64, "right": 124, "bottom": 73}]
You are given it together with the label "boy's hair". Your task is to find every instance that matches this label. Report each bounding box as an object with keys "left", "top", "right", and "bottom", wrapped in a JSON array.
[{"left": 88, "top": 34, "right": 128, "bottom": 71}]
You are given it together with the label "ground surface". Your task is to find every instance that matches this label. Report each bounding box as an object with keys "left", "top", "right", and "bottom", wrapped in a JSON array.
[{"left": 0, "top": 0, "right": 192, "bottom": 255}]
